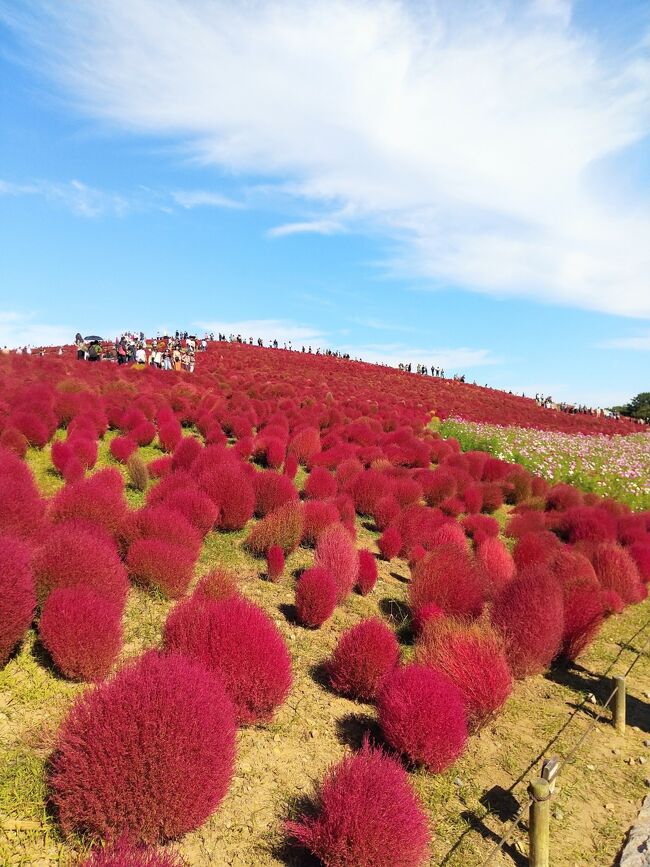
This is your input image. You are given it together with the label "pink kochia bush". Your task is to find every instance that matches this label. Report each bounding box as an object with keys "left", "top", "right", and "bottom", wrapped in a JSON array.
[
  {"left": 34, "top": 521, "right": 128, "bottom": 606},
  {"left": 286, "top": 741, "right": 430, "bottom": 867},
  {"left": 315, "top": 523, "right": 359, "bottom": 602},
  {"left": 378, "top": 664, "right": 468, "bottom": 773},
  {"left": 49, "top": 468, "right": 127, "bottom": 538},
  {"left": 266, "top": 544, "right": 285, "bottom": 581},
  {"left": 127, "top": 538, "right": 197, "bottom": 599},
  {"left": 378, "top": 526, "right": 402, "bottom": 561},
  {"left": 491, "top": 567, "right": 564, "bottom": 678},
  {"left": 80, "top": 840, "right": 187, "bottom": 866},
  {"left": 246, "top": 501, "right": 304, "bottom": 556},
  {"left": 0, "top": 535, "right": 36, "bottom": 665},
  {"left": 295, "top": 567, "right": 338, "bottom": 628},
  {"left": 326, "top": 618, "right": 399, "bottom": 701},
  {"left": 409, "top": 545, "right": 484, "bottom": 620},
  {"left": 415, "top": 618, "right": 512, "bottom": 731},
  {"left": 356, "top": 549, "right": 378, "bottom": 595},
  {"left": 164, "top": 595, "right": 292, "bottom": 725},
  {"left": 49, "top": 651, "right": 236, "bottom": 844},
  {"left": 39, "top": 587, "right": 123, "bottom": 681}
]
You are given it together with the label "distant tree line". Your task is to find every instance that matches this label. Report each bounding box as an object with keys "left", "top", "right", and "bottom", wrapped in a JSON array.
[{"left": 611, "top": 392, "right": 650, "bottom": 424}]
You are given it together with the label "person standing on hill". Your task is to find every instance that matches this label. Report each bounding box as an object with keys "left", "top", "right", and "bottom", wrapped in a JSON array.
[{"left": 75, "top": 333, "right": 85, "bottom": 360}]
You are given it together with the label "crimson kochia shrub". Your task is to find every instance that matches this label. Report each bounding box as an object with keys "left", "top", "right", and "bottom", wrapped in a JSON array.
[{"left": 49, "top": 650, "right": 236, "bottom": 844}]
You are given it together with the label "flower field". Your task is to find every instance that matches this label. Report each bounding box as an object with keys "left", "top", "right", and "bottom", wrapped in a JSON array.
[
  {"left": 439, "top": 418, "right": 650, "bottom": 511},
  {"left": 0, "top": 343, "right": 649, "bottom": 867}
]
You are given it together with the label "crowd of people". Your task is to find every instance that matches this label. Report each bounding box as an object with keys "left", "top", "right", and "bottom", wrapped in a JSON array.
[
  {"left": 534, "top": 393, "right": 625, "bottom": 420},
  {"left": 73, "top": 331, "right": 211, "bottom": 372}
]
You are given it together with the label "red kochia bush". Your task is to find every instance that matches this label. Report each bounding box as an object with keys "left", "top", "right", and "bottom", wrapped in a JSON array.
[
  {"left": 305, "top": 466, "right": 337, "bottom": 500},
  {"left": 462, "top": 514, "right": 499, "bottom": 545},
  {"left": 128, "top": 506, "right": 202, "bottom": 556},
  {"left": 491, "top": 567, "right": 564, "bottom": 678},
  {"left": 171, "top": 435, "right": 202, "bottom": 471},
  {"left": 286, "top": 741, "right": 430, "bottom": 867},
  {"left": 0, "top": 427, "right": 28, "bottom": 458},
  {"left": 409, "top": 545, "right": 484, "bottom": 620},
  {"left": 254, "top": 470, "right": 298, "bottom": 517},
  {"left": 34, "top": 521, "right": 128, "bottom": 606},
  {"left": 415, "top": 618, "right": 512, "bottom": 731},
  {"left": 39, "top": 587, "right": 123, "bottom": 681},
  {"left": 0, "top": 448, "right": 46, "bottom": 539},
  {"left": 588, "top": 542, "right": 647, "bottom": 605},
  {"left": 49, "top": 650, "right": 236, "bottom": 844},
  {"left": 315, "top": 523, "right": 359, "bottom": 602},
  {"left": 326, "top": 618, "right": 399, "bottom": 701},
  {"left": 559, "top": 587, "right": 606, "bottom": 661},
  {"left": 127, "top": 538, "right": 197, "bottom": 599},
  {"left": 546, "top": 482, "right": 582, "bottom": 511},
  {"left": 629, "top": 541, "right": 650, "bottom": 583},
  {"left": 378, "top": 664, "right": 468, "bottom": 772},
  {"left": 80, "top": 839, "right": 186, "bottom": 866},
  {"left": 378, "top": 526, "right": 402, "bottom": 561},
  {"left": 302, "top": 499, "right": 340, "bottom": 546},
  {"left": 194, "top": 567, "right": 240, "bottom": 601},
  {"left": 164, "top": 489, "right": 218, "bottom": 537},
  {"left": 246, "top": 500, "right": 304, "bottom": 555},
  {"left": 356, "top": 549, "right": 378, "bottom": 595},
  {"left": 476, "top": 537, "right": 515, "bottom": 594},
  {"left": 49, "top": 468, "right": 127, "bottom": 538},
  {"left": 372, "top": 495, "right": 401, "bottom": 532},
  {"left": 0, "top": 536, "right": 36, "bottom": 666},
  {"left": 164, "top": 596, "right": 292, "bottom": 724},
  {"left": 295, "top": 567, "right": 338, "bottom": 628},
  {"left": 158, "top": 420, "right": 182, "bottom": 453},
  {"left": 512, "top": 531, "right": 562, "bottom": 571},
  {"left": 109, "top": 435, "right": 137, "bottom": 464},
  {"left": 266, "top": 545, "right": 285, "bottom": 581}
]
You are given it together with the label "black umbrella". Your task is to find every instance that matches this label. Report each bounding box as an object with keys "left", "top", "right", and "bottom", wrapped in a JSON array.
[{"left": 84, "top": 335, "right": 103, "bottom": 342}]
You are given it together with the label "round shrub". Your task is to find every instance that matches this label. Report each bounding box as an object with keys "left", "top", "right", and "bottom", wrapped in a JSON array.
[
  {"left": 356, "top": 549, "right": 378, "bottom": 595},
  {"left": 80, "top": 840, "right": 186, "bottom": 866},
  {"left": 39, "top": 587, "right": 123, "bottom": 681},
  {"left": 548, "top": 548, "right": 599, "bottom": 592},
  {"left": 559, "top": 506, "right": 617, "bottom": 544},
  {"left": 246, "top": 500, "right": 304, "bottom": 555},
  {"left": 589, "top": 542, "right": 646, "bottom": 605},
  {"left": 378, "top": 664, "right": 468, "bottom": 773},
  {"left": 560, "top": 587, "right": 606, "bottom": 661},
  {"left": 505, "top": 509, "right": 547, "bottom": 540},
  {"left": 372, "top": 495, "right": 401, "bottom": 532},
  {"left": 127, "top": 538, "right": 197, "bottom": 599},
  {"left": 295, "top": 567, "right": 338, "bottom": 628},
  {"left": 200, "top": 463, "right": 256, "bottom": 531},
  {"left": 351, "top": 470, "right": 389, "bottom": 516},
  {"left": 158, "top": 420, "right": 182, "bottom": 453},
  {"left": 165, "top": 489, "right": 218, "bottom": 537},
  {"left": 629, "top": 541, "right": 650, "bottom": 583},
  {"left": 315, "top": 523, "right": 359, "bottom": 602},
  {"left": 0, "top": 426, "right": 28, "bottom": 458},
  {"left": 0, "top": 448, "right": 46, "bottom": 539},
  {"left": 409, "top": 545, "right": 484, "bottom": 619},
  {"left": 148, "top": 455, "right": 173, "bottom": 478},
  {"left": 253, "top": 470, "right": 298, "bottom": 517},
  {"left": 171, "top": 436, "right": 202, "bottom": 471},
  {"left": 49, "top": 650, "right": 236, "bottom": 844},
  {"left": 476, "top": 537, "right": 515, "bottom": 593},
  {"left": 34, "top": 520, "right": 128, "bottom": 606},
  {"left": 49, "top": 468, "right": 127, "bottom": 538},
  {"left": 194, "top": 567, "right": 240, "bottom": 601},
  {"left": 0, "top": 535, "right": 36, "bottom": 665},
  {"left": 164, "top": 595, "right": 292, "bottom": 724},
  {"left": 302, "top": 499, "right": 340, "bottom": 546},
  {"left": 512, "top": 531, "right": 561, "bottom": 571},
  {"left": 411, "top": 602, "right": 444, "bottom": 636},
  {"left": 421, "top": 469, "right": 456, "bottom": 506},
  {"left": 286, "top": 741, "right": 430, "bottom": 867},
  {"left": 415, "top": 618, "right": 512, "bottom": 731},
  {"left": 288, "top": 426, "right": 321, "bottom": 464},
  {"left": 128, "top": 506, "right": 202, "bottom": 557},
  {"left": 267, "top": 544, "right": 285, "bottom": 581},
  {"left": 109, "top": 436, "right": 137, "bottom": 464},
  {"left": 305, "top": 466, "right": 337, "bottom": 500},
  {"left": 546, "top": 483, "right": 582, "bottom": 511},
  {"left": 127, "top": 454, "right": 149, "bottom": 492},
  {"left": 378, "top": 526, "right": 402, "bottom": 561},
  {"left": 491, "top": 566, "right": 564, "bottom": 678},
  {"left": 429, "top": 522, "right": 467, "bottom": 551},
  {"left": 480, "top": 482, "right": 504, "bottom": 514},
  {"left": 326, "top": 618, "right": 399, "bottom": 701}
]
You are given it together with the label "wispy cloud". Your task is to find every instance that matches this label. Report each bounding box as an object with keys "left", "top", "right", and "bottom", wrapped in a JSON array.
[
  {"left": 3, "top": 1, "right": 650, "bottom": 316},
  {"left": 351, "top": 317, "right": 417, "bottom": 333},
  {"left": 171, "top": 189, "right": 242, "bottom": 209},
  {"left": 194, "top": 318, "right": 325, "bottom": 345},
  {"left": 0, "top": 178, "right": 130, "bottom": 217},
  {"left": 0, "top": 310, "right": 73, "bottom": 347},
  {"left": 334, "top": 342, "right": 502, "bottom": 370},
  {"left": 267, "top": 219, "right": 343, "bottom": 238},
  {"left": 598, "top": 332, "right": 650, "bottom": 351}
]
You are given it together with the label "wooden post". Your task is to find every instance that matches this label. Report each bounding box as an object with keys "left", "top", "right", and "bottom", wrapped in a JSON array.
[
  {"left": 528, "top": 777, "right": 551, "bottom": 867},
  {"left": 614, "top": 675, "right": 626, "bottom": 736}
]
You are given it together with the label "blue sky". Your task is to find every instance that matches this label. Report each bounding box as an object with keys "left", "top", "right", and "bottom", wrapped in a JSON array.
[{"left": 1, "top": 0, "right": 649, "bottom": 407}]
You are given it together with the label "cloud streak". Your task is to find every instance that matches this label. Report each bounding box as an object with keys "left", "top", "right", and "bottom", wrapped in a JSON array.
[{"left": 3, "top": 0, "right": 650, "bottom": 315}]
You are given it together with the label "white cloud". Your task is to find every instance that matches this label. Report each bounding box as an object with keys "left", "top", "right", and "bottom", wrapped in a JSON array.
[
  {"left": 171, "top": 189, "right": 242, "bottom": 209},
  {"left": 598, "top": 332, "right": 650, "bottom": 351},
  {"left": 0, "top": 311, "right": 73, "bottom": 348},
  {"left": 333, "top": 342, "right": 502, "bottom": 371},
  {"left": 267, "top": 219, "right": 343, "bottom": 238},
  {"left": 194, "top": 318, "right": 324, "bottom": 345},
  {"left": 3, "top": 1, "right": 650, "bottom": 316},
  {"left": 0, "top": 178, "right": 129, "bottom": 217}
]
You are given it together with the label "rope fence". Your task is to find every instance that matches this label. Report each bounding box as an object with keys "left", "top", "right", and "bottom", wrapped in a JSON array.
[{"left": 475, "top": 614, "right": 650, "bottom": 867}]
